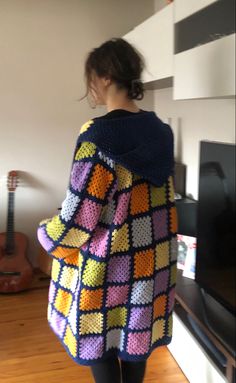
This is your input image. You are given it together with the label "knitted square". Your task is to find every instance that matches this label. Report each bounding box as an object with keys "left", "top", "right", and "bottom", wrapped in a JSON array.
[
  {"left": 130, "top": 182, "right": 149, "bottom": 215},
  {"left": 127, "top": 331, "right": 151, "bottom": 355},
  {"left": 54, "top": 288, "right": 73, "bottom": 317},
  {"left": 88, "top": 225, "right": 110, "bottom": 258},
  {"left": 113, "top": 191, "right": 130, "bottom": 225},
  {"left": 75, "top": 140, "right": 96, "bottom": 159},
  {"left": 79, "top": 312, "right": 103, "bottom": 335},
  {"left": 82, "top": 259, "right": 106, "bottom": 287},
  {"left": 170, "top": 237, "right": 178, "bottom": 262},
  {"left": 46, "top": 215, "right": 65, "bottom": 241},
  {"left": 59, "top": 266, "right": 78, "bottom": 293},
  {"left": 153, "top": 294, "right": 167, "bottom": 319},
  {"left": 168, "top": 287, "right": 176, "bottom": 314},
  {"left": 130, "top": 280, "right": 154, "bottom": 305},
  {"left": 134, "top": 248, "right": 155, "bottom": 278},
  {"left": 170, "top": 263, "right": 177, "bottom": 286},
  {"left": 51, "top": 259, "right": 61, "bottom": 282},
  {"left": 107, "top": 255, "right": 131, "bottom": 283},
  {"left": 60, "top": 227, "right": 90, "bottom": 247},
  {"left": 48, "top": 280, "right": 57, "bottom": 304},
  {"left": 74, "top": 198, "right": 102, "bottom": 231},
  {"left": 167, "top": 175, "right": 175, "bottom": 203},
  {"left": 63, "top": 324, "right": 77, "bottom": 357},
  {"left": 152, "top": 208, "right": 168, "bottom": 240},
  {"left": 49, "top": 308, "right": 66, "bottom": 338},
  {"left": 60, "top": 190, "right": 80, "bottom": 222},
  {"left": 106, "top": 328, "right": 125, "bottom": 351},
  {"left": 70, "top": 161, "right": 93, "bottom": 192},
  {"left": 87, "top": 164, "right": 114, "bottom": 200},
  {"left": 128, "top": 306, "right": 152, "bottom": 330},
  {"left": 68, "top": 299, "right": 78, "bottom": 335},
  {"left": 167, "top": 315, "right": 173, "bottom": 337},
  {"left": 105, "top": 285, "right": 129, "bottom": 308},
  {"left": 51, "top": 246, "right": 80, "bottom": 260},
  {"left": 131, "top": 216, "right": 153, "bottom": 248},
  {"left": 115, "top": 164, "right": 132, "bottom": 191},
  {"left": 107, "top": 306, "right": 128, "bottom": 329},
  {"left": 154, "top": 269, "right": 169, "bottom": 297},
  {"left": 110, "top": 223, "right": 130, "bottom": 254},
  {"left": 37, "top": 226, "right": 54, "bottom": 251},
  {"left": 155, "top": 241, "right": 170, "bottom": 270},
  {"left": 169, "top": 206, "right": 178, "bottom": 234},
  {"left": 151, "top": 318, "right": 165, "bottom": 345},
  {"left": 79, "top": 288, "right": 103, "bottom": 311},
  {"left": 150, "top": 184, "right": 167, "bottom": 207},
  {"left": 99, "top": 200, "right": 116, "bottom": 225},
  {"left": 79, "top": 335, "right": 104, "bottom": 360}
]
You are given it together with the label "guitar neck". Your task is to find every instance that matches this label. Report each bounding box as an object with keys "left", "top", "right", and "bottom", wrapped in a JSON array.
[{"left": 6, "top": 191, "right": 15, "bottom": 252}]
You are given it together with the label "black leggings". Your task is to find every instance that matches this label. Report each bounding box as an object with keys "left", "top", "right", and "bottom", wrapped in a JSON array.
[{"left": 90, "top": 355, "right": 147, "bottom": 383}]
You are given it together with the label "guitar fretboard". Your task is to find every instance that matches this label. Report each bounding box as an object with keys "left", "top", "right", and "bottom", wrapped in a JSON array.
[{"left": 6, "top": 191, "right": 15, "bottom": 253}]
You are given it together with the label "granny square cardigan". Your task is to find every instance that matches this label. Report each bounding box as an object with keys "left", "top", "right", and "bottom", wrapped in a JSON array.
[{"left": 37, "top": 110, "right": 178, "bottom": 366}]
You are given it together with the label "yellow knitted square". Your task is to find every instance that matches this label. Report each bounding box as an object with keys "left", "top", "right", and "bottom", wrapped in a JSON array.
[
  {"left": 170, "top": 264, "right": 177, "bottom": 286},
  {"left": 54, "top": 288, "right": 73, "bottom": 316},
  {"left": 134, "top": 248, "right": 155, "bottom": 278},
  {"left": 79, "top": 312, "right": 103, "bottom": 335},
  {"left": 79, "top": 288, "right": 103, "bottom": 311},
  {"left": 46, "top": 215, "right": 65, "bottom": 241},
  {"left": 155, "top": 241, "right": 169, "bottom": 270},
  {"left": 151, "top": 318, "right": 165, "bottom": 345},
  {"left": 167, "top": 175, "right": 175, "bottom": 203},
  {"left": 63, "top": 324, "right": 77, "bottom": 357},
  {"left": 167, "top": 315, "right": 173, "bottom": 337},
  {"left": 107, "top": 307, "right": 128, "bottom": 329},
  {"left": 150, "top": 184, "right": 167, "bottom": 207},
  {"left": 82, "top": 259, "right": 106, "bottom": 287},
  {"left": 60, "top": 228, "right": 90, "bottom": 247},
  {"left": 75, "top": 141, "right": 96, "bottom": 160},
  {"left": 110, "top": 223, "right": 130, "bottom": 254},
  {"left": 51, "top": 259, "right": 61, "bottom": 282},
  {"left": 116, "top": 164, "right": 132, "bottom": 191},
  {"left": 59, "top": 266, "right": 78, "bottom": 291},
  {"left": 79, "top": 120, "right": 95, "bottom": 135}
]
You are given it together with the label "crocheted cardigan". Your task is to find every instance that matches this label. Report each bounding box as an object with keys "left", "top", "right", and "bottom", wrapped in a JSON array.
[{"left": 37, "top": 110, "right": 178, "bottom": 366}]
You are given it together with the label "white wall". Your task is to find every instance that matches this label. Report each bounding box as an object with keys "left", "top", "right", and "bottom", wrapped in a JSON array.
[
  {"left": 153, "top": 87, "right": 235, "bottom": 199},
  {"left": 0, "top": 0, "right": 154, "bottom": 266}
]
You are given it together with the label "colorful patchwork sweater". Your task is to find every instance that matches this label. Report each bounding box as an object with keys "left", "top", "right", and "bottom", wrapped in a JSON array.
[{"left": 37, "top": 109, "right": 178, "bottom": 366}]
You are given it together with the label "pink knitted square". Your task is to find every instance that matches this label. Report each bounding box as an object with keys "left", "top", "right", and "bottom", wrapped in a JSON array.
[
  {"left": 113, "top": 191, "right": 130, "bottom": 225},
  {"left": 127, "top": 331, "right": 151, "bottom": 355},
  {"left": 105, "top": 285, "right": 129, "bottom": 307},
  {"left": 74, "top": 198, "right": 102, "bottom": 231},
  {"left": 89, "top": 225, "right": 110, "bottom": 258}
]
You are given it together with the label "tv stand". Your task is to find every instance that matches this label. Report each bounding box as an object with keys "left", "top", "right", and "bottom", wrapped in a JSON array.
[{"left": 171, "top": 269, "right": 236, "bottom": 383}]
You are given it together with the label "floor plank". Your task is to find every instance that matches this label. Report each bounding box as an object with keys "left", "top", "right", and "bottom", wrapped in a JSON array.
[{"left": 0, "top": 286, "right": 189, "bottom": 382}]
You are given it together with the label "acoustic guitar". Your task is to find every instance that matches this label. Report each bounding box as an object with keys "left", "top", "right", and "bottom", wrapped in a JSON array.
[{"left": 0, "top": 171, "right": 33, "bottom": 293}]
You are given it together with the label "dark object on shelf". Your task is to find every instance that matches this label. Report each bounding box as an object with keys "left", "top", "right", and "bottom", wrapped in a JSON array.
[
  {"left": 176, "top": 197, "right": 197, "bottom": 237},
  {"left": 174, "top": 161, "right": 186, "bottom": 197}
]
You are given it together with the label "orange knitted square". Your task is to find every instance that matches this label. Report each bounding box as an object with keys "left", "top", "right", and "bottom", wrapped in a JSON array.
[
  {"left": 130, "top": 182, "right": 149, "bottom": 215},
  {"left": 87, "top": 164, "right": 114, "bottom": 199},
  {"left": 79, "top": 288, "right": 103, "bottom": 311},
  {"left": 134, "top": 248, "right": 155, "bottom": 278},
  {"left": 169, "top": 206, "right": 178, "bottom": 234},
  {"left": 153, "top": 294, "right": 167, "bottom": 319}
]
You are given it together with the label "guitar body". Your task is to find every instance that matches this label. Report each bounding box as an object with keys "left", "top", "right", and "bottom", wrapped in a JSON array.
[
  {"left": 0, "top": 232, "right": 33, "bottom": 293},
  {"left": 0, "top": 171, "right": 34, "bottom": 293}
]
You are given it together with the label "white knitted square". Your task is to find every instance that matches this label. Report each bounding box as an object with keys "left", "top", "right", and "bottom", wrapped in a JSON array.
[
  {"left": 170, "top": 236, "right": 178, "bottom": 262},
  {"left": 60, "top": 190, "right": 80, "bottom": 222},
  {"left": 106, "top": 328, "right": 125, "bottom": 351},
  {"left": 131, "top": 280, "right": 154, "bottom": 305},
  {"left": 131, "top": 216, "right": 153, "bottom": 248}
]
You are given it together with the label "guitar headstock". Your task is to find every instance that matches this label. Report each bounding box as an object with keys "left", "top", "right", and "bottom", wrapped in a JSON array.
[{"left": 7, "top": 171, "right": 19, "bottom": 192}]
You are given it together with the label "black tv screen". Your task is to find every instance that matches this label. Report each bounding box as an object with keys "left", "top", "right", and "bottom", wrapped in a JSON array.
[{"left": 195, "top": 140, "right": 236, "bottom": 316}]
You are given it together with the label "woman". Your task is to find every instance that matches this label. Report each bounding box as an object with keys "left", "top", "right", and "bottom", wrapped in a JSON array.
[{"left": 37, "top": 38, "right": 178, "bottom": 383}]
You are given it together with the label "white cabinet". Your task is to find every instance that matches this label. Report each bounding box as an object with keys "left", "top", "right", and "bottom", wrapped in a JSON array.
[
  {"left": 174, "top": 0, "right": 218, "bottom": 22},
  {"left": 123, "top": 3, "right": 173, "bottom": 84},
  {"left": 173, "top": 33, "right": 235, "bottom": 100}
]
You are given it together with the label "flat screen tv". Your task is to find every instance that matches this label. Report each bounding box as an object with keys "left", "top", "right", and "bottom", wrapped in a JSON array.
[{"left": 195, "top": 140, "right": 236, "bottom": 316}]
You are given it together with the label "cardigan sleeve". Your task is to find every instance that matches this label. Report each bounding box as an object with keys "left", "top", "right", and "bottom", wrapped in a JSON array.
[{"left": 37, "top": 138, "right": 117, "bottom": 260}]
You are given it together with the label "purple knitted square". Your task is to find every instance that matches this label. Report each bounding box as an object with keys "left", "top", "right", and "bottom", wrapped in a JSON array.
[
  {"left": 79, "top": 336, "right": 104, "bottom": 360},
  {"left": 48, "top": 281, "right": 56, "bottom": 304},
  {"left": 105, "top": 285, "right": 129, "bottom": 307},
  {"left": 107, "top": 255, "right": 131, "bottom": 283},
  {"left": 152, "top": 208, "right": 168, "bottom": 240},
  {"left": 127, "top": 331, "right": 151, "bottom": 355},
  {"left": 50, "top": 309, "right": 66, "bottom": 338},
  {"left": 71, "top": 161, "right": 93, "bottom": 192},
  {"left": 128, "top": 306, "right": 152, "bottom": 330},
  {"left": 154, "top": 269, "right": 169, "bottom": 297},
  {"left": 37, "top": 226, "right": 54, "bottom": 251},
  {"left": 168, "top": 287, "right": 176, "bottom": 313}
]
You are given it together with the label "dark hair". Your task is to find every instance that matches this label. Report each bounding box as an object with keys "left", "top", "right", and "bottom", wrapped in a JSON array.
[{"left": 79, "top": 38, "right": 145, "bottom": 104}]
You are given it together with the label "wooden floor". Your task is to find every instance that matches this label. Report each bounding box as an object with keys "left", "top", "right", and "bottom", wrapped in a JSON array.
[{"left": 0, "top": 276, "right": 189, "bottom": 383}]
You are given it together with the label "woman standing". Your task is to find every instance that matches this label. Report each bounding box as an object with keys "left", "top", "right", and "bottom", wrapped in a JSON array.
[{"left": 37, "top": 38, "right": 178, "bottom": 383}]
